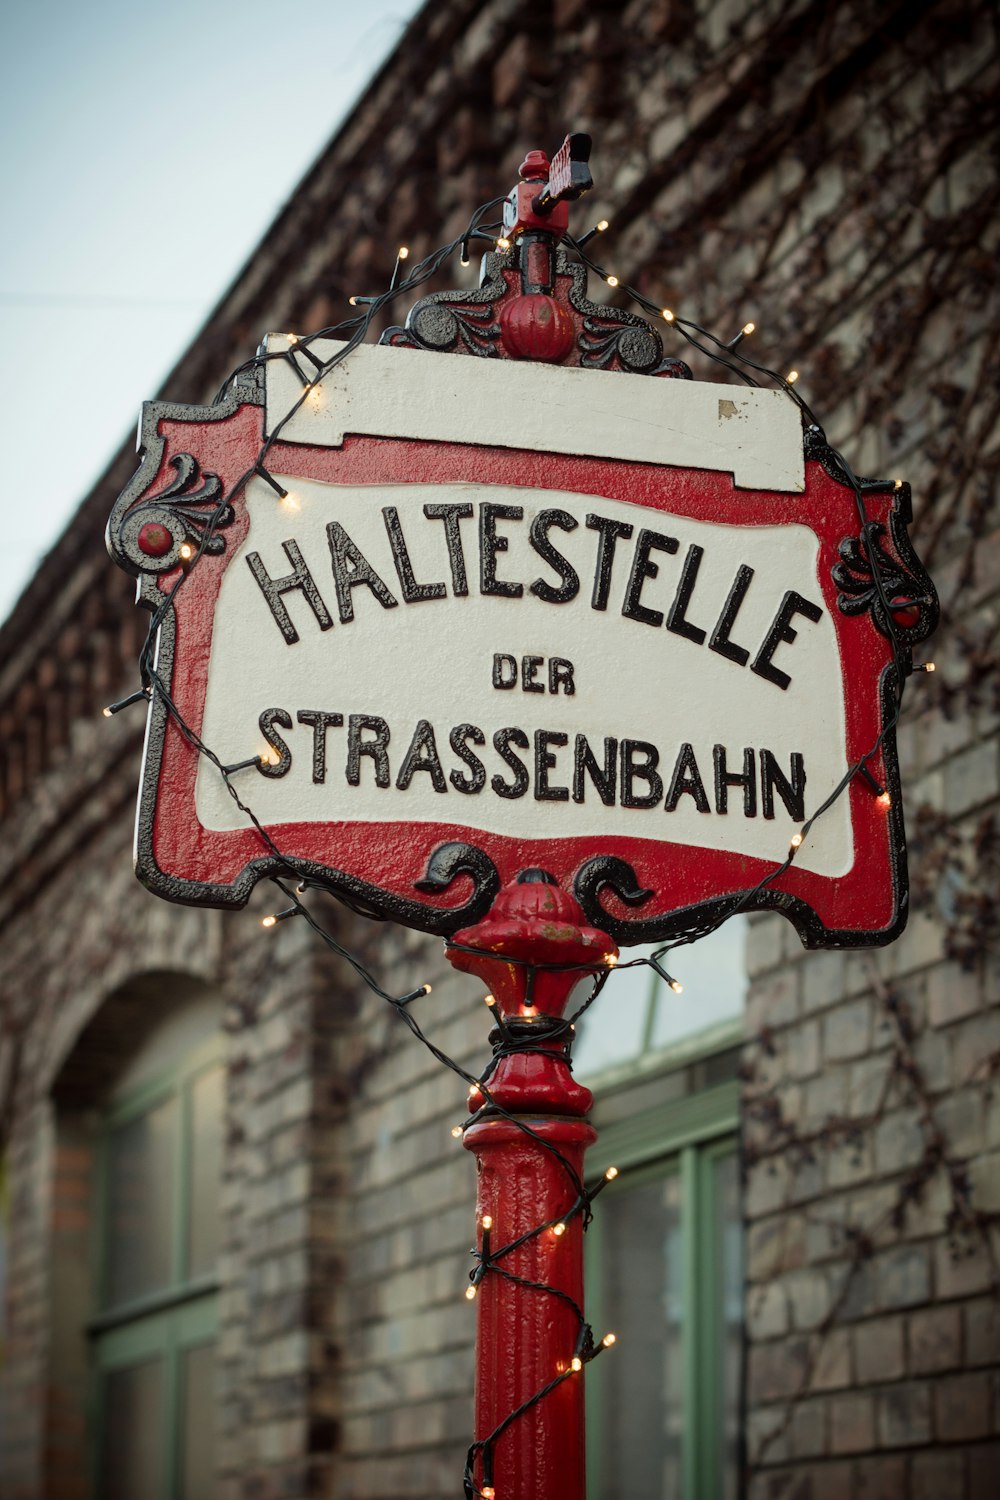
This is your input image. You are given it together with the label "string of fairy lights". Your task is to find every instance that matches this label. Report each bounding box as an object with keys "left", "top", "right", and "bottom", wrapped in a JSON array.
[{"left": 105, "top": 190, "right": 935, "bottom": 1498}]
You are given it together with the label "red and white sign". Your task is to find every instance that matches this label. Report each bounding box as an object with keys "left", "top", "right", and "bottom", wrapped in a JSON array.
[{"left": 108, "top": 333, "right": 935, "bottom": 947}]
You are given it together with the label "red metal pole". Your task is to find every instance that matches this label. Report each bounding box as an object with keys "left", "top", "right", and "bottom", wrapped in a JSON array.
[{"left": 447, "top": 870, "right": 617, "bottom": 1500}]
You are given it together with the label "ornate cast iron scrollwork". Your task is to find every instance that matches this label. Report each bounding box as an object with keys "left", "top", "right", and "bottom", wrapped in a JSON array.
[
  {"left": 832, "top": 514, "right": 938, "bottom": 647},
  {"left": 805, "top": 436, "right": 939, "bottom": 663},
  {"left": 382, "top": 246, "right": 692, "bottom": 379},
  {"left": 414, "top": 841, "right": 502, "bottom": 926},
  {"left": 116, "top": 453, "right": 233, "bottom": 575}
]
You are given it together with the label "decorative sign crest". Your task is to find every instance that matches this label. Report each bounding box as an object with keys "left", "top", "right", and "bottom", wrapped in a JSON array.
[{"left": 107, "top": 144, "right": 937, "bottom": 949}]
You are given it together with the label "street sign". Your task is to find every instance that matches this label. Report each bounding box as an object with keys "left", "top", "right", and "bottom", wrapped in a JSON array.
[{"left": 108, "top": 257, "right": 936, "bottom": 951}]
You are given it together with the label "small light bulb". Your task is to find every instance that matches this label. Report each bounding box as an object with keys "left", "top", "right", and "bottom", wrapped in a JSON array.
[
  {"left": 606, "top": 275, "right": 619, "bottom": 287},
  {"left": 482, "top": 1215, "right": 493, "bottom": 1231},
  {"left": 787, "top": 369, "right": 799, "bottom": 384},
  {"left": 602, "top": 1332, "right": 617, "bottom": 1347},
  {"left": 421, "top": 983, "right": 432, "bottom": 995},
  {"left": 669, "top": 979, "right": 683, "bottom": 994},
  {"left": 605, "top": 1166, "right": 618, "bottom": 1180},
  {"left": 894, "top": 478, "right": 904, "bottom": 489},
  {"left": 661, "top": 308, "right": 674, "bottom": 322},
  {"left": 552, "top": 1222, "right": 566, "bottom": 1237},
  {"left": 468, "top": 1084, "right": 479, "bottom": 1098},
  {"left": 606, "top": 953, "right": 618, "bottom": 967},
  {"left": 742, "top": 321, "right": 755, "bottom": 335},
  {"left": 571, "top": 1357, "right": 583, "bottom": 1372},
  {"left": 484, "top": 994, "right": 496, "bottom": 1008},
  {"left": 465, "top": 1285, "right": 477, "bottom": 1301},
  {"left": 287, "top": 333, "right": 299, "bottom": 344},
  {"left": 102, "top": 706, "right": 113, "bottom": 718},
  {"left": 398, "top": 245, "right": 409, "bottom": 260},
  {"left": 451, "top": 1125, "right": 463, "bottom": 1139},
  {"left": 923, "top": 661, "right": 936, "bottom": 672},
  {"left": 497, "top": 237, "right": 511, "bottom": 251},
  {"left": 790, "top": 832, "right": 804, "bottom": 848},
  {"left": 597, "top": 219, "right": 609, "bottom": 232},
  {"left": 877, "top": 790, "right": 892, "bottom": 809},
  {"left": 482, "top": 1488, "right": 495, "bottom": 1500},
  {"left": 280, "top": 492, "right": 300, "bottom": 512},
  {"left": 523, "top": 1003, "right": 536, "bottom": 1016},
  {"left": 261, "top": 914, "right": 277, "bottom": 928},
  {"left": 179, "top": 542, "right": 194, "bottom": 561}
]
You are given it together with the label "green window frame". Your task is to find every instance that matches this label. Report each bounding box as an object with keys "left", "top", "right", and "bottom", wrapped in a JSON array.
[
  {"left": 89, "top": 1031, "right": 222, "bottom": 1500},
  {"left": 585, "top": 1078, "right": 742, "bottom": 1500}
]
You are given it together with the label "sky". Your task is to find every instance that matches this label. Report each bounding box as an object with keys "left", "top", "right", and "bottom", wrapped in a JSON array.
[{"left": 0, "top": 0, "right": 423, "bottom": 627}]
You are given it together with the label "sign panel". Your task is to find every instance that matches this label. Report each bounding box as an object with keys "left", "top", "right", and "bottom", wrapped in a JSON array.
[{"left": 108, "top": 314, "right": 936, "bottom": 948}]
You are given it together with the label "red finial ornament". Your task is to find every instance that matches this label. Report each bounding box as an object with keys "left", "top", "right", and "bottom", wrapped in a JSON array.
[{"left": 499, "top": 292, "right": 576, "bottom": 361}]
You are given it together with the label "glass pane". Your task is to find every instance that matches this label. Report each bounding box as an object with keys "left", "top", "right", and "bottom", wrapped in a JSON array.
[
  {"left": 181, "top": 1342, "right": 215, "bottom": 1498},
  {"left": 599, "top": 1171, "right": 683, "bottom": 1499},
  {"left": 649, "top": 917, "right": 747, "bottom": 1050},
  {"left": 106, "top": 1098, "right": 176, "bottom": 1306},
  {"left": 188, "top": 1066, "right": 224, "bottom": 1278},
  {"left": 100, "top": 1357, "right": 165, "bottom": 1500},
  {"left": 572, "top": 960, "right": 655, "bottom": 1076},
  {"left": 715, "top": 1152, "right": 743, "bottom": 1500}
]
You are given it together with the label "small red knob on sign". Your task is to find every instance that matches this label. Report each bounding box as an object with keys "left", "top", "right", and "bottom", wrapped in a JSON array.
[
  {"left": 890, "top": 596, "right": 921, "bottom": 628},
  {"left": 137, "top": 521, "right": 173, "bottom": 557}
]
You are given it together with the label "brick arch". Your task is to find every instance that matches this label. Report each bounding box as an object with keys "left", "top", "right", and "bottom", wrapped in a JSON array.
[
  {"left": 51, "top": 968, "right": 222, "bottom": 1112},
  {"left": 42, "top": 973, "right": 224, "bottom": 1500}
]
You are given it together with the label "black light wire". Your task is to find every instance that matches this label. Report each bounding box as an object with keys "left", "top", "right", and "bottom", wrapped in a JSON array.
[{"left": 109, "top": 203, "right": 932, "bottom": 1499}]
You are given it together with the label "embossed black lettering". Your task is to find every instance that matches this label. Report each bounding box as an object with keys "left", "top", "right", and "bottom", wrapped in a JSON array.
[
  {"left": 326, "top": 522, "right": 398, "bottom": 623},
  {"left": 491, "top": 727, "right": 530, "bottom": 798},
  {"left": 529, "top": 509, "right": 580, "bottom": 604},
  {"left": 664, "top": 742, "right": 710, "bottom": 813},
  {"left": 382, "top": 507, "right": 447, "bottom": 603},
  {"left": 623, "top": 529, "right": 680, "bottom": 627},
  {"left": 666, "top": 544, "right": 708, "bottom": 645},
  {"left": 534, "top": 730, "right": 569, "bottom": 802},
  {"left": 709, "top": 564, "right": 755, "bottom": 667},
  {"left": 573, "top": 735, "right": 617, "bottom": 805},
  {"left": 296, "top": 709, "right": 343, "bottom": 784},
  {"left": 492, "top": 654, "right": 518, "bottom": 689},
  {"left": 761, "top": 749, "right": 807, "bottom": 821},
  {"left": 480, "top": 504, "right": 524, "bottom": 598},
  {"left": 257, "top": 708, "right": 293, "bottom": 777},
  {"left": 396, "top": 719, "right": 446, "bottom": 792},
  {"left": 449, "top": 724, "right": 487, "bottom": 794},
  {"left": 549, "top": 658, "right": 576, "bottom": 696},
  {"left": 714, "top": 745, "right": 757, "bottom": 817},
  {"left": 586, "top": 514, "right": 633, "bottom": 611},
  {"left": 346, "top": 714, "right": 391, "bottom": 788},
  {"left": 423, "top": 502, "right": 473, "bottom": 596},
  {"left": 620, "top": 739, "right": 663, "bottom": 808},
  {"left": 752, "top": 591, "right": 824, "bottom": 690},
  {"left": 247, "top": 540, "right": 334, "bottom": 644}
]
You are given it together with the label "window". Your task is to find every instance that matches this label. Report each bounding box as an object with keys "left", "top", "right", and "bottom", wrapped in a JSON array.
[
  {"left": 573, "top": 917, "right": 747, "bottom": 1080},
  {"left": 579, "top": 921, "right": 746, "bottom": 1500},
  {"left": 90, "top": 999, "right": 222, "bottom": 1500}
]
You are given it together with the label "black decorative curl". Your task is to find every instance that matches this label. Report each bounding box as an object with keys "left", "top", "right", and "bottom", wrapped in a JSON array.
[
  {"left": 382, "top": 253, "right": 508, "bottom": 356},
  {"left": 115, "top": 453, "right": 233, "bottom": 575},
  {"left": 832, "top": 509, "right": 938, "bottom": 652},
  {"left": 414, "top": 841, "right": 501, "bottom": 915}
]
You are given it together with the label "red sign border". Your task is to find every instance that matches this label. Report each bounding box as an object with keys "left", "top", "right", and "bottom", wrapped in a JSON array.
[{"left": 108, "top": 383, "right": 935, "bottom": 949}]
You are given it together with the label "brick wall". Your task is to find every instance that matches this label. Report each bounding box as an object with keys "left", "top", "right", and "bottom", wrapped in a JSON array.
[{"left": 1, "top": 0, "right": 997, "bottom": 1496}]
